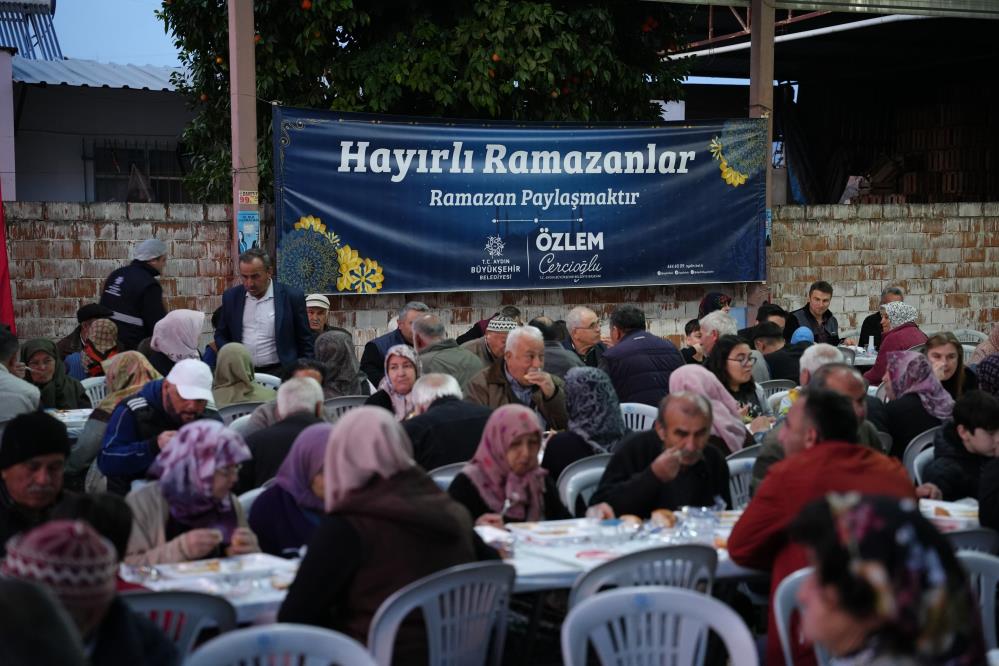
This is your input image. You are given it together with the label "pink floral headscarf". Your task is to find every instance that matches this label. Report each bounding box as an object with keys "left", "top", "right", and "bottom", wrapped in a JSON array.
[
  {"left": 886, "top": 351, "right": 954, "bottom": 420},
  {"left": 462, "top": 404, "right": 547, "bottom": 521},
  {"left": 971, "top": 324, "right": 999, "bottom": 365},
  {"left": 668, "top": 364, "right": 748, "bottom": 453}
]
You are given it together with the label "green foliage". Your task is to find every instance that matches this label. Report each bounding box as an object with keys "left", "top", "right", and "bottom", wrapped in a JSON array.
[{"left": 157, "top": 0, "right": 693, "bottom": 202}]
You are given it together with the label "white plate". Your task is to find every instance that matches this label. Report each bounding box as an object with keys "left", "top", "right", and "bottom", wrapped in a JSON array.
[{"left": 152, "top": 553, "right": 297, "bottom": 579}]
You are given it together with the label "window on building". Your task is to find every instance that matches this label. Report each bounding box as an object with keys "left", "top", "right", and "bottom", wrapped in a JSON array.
[{"left": 93, "top": 141, "right": 192, "bottom": 203}]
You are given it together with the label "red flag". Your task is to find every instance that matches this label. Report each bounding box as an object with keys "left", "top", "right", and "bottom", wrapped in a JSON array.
[{"left": 0, "top": 180, "right": 16, "bottom": 334}]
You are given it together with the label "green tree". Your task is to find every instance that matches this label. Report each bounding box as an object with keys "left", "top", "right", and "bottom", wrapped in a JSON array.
[{"left": 158, "top": 0, "right": 693, "bottom": 202}]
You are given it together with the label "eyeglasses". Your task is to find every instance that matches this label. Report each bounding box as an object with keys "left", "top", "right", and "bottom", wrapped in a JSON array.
[
  {"left": 727, "top": 355, "right": 757, "bottom": 366},
  {"left": 214, "top": 464, "right": 242, "bottom": 479}
]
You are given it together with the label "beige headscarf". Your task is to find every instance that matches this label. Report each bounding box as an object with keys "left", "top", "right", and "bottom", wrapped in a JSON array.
[
  {"left": 212, "top": 342, "right": 277, "bottom": 408},
  {"left": 97, "top": 351, "right": 161, "bottom": 414},
  {"left": 971, "top": 324, "right": 999, "bottom": 365}
]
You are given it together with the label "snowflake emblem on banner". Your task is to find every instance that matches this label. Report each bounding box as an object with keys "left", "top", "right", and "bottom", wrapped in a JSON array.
[{"left": 484, "top": 235, "right": 505, "bottom": 257}]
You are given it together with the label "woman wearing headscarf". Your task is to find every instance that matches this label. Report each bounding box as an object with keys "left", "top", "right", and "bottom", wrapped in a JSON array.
[
  {"left": 365, "top": 344, "right": 419, "bottom": 420},
  {"left": 863, "top": 301, "right": 927, "bottom": 385},
  {"left": 315, "top": 330, "right": 369, "bottom": 399},
  {"left": 64, "top": 319, "right": 119, "bottom": 380},
  {"left": 541, "top": 367, "right": 627, "bottom": 486},
  {"left": 883, "top": 351, "right": 954, "bottom": 458},
  {"left": 668, "top": 363, "right": 767, "bottom": 455},
  {"left": 697, "top": 291, "right": 732, "bottom": 319},
  {"left": 212, "top": 342, "right": 277, "bottom": 408},
  {"left": 278, "top": 407, "right": 492, "bottom": 659},
  {"left": 124, "top": 420, "right": 257, "bottom": 565},
  {"left": 248, "top": 423, "right": 332, "bottom": 557},
  {"left": 971, "top": 323, "right": 999, "bottom": 365},
  {"left": 21, "top": 338, "right": 90, "bottom": 409},
  {"left": 450, "top": 404, "right": 569, "bottom": 526},
  {"left": 978, "top": 354, "right": 999, "bottom": 396},
  {"left": 147, "top": 309, "right": 204, "bottom": 376},
  {"left": 67, "top": 352, "right": 161, "bottom": 490},
  {"left": 790, "top": 493, "right": 985, "bottom": 665}
]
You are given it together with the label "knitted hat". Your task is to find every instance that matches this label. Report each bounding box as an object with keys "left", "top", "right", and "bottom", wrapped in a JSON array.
[
  {"left": 134, "top": 238, "right": 168, "bottom": 261},
  {"left": 0, "top": 412, "right": 70, "bottom": 470},
  {"left": 486, "top": 316, "right": 518, "bottom": 333},
  {"left": 2, "top": 520, "right": 118, "bottom": 612}
]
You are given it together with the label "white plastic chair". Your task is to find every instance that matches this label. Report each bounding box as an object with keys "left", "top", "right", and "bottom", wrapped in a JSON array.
[
  {"left": 837, "top": 346, "right": 856, "bottom": 366},
  {"left": 902, "top": 426, "right": 942, "bottom": 481},
  {"left": 726, "top": 443, "right": 762, "bottom": 461},
  {"left": 427, "top": 461, "right": 466, "bottom": 491},
  {"left": 913, "top": 447, "right": 935, "bottom": 485},
  {"left": 773, "top": 568, "right": 831, "bottom": 666},
  {"left": 964, "top": 344, "right": 978, "bottom": 363},
  {"left": 120, "top": 590, "right": 237, "bottom": 657},
  {"left": 620, "top": 402, "right": 658, "bottom": 431},
  {"left": 768, "top": 389, "right": 790, "bottom": 413},
  {"left": 228, "top": 413, "right": 254, "bottom": 436},
  {"left": 953, "top": 329, "right": 988, "bottom": 344},
  {"left": 948, "top": 528, "right": 999, "bottom": 554},
  {"left": 556, "top": 453, "right": 612, "bottom": 515},
  {"left": 367, "top": 561, "right": 515, "bottom": 666},
  {"left": 876, "top": 430, "right": 892, "bottom": 454},
  {"left": 218, "top": 401, "right": 264, "bottom": 425},
  {"left": 728, "top": 458, "right": 755, "bottom": 510},
  {"left": 568, "top": 544, "right": 717, "bottom": 608},
  {"left": 760, "top": 379, "right": 796, "bottom": 397},
  {"left": 324, "top": 395, "right": 369, "bottom": 420},
  {"left": 81, "top": 376, "right": 107, "bottom": 406},
  {"left": 185, "top": 623, "right": 376, "bottom": 666},
  {"left": 253, "top": 372, "right": 282, "bottom": 390},
  {"left": 876, "top": 381, "right": 890, "bottom": 402},
  {"left": 957, "top": 550, "right": 999, "bottom": 650},
  {"left": 561, "top": 586, "right": 758, "bottom": 666},
  {"left": 238, "top": 485, "right": 267, "bottom": 516}
]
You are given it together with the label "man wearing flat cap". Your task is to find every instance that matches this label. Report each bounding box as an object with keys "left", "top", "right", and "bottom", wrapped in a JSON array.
[
  {"left": 55, "top": 303, "right": 114, "bottom": 360},
  {"left": 99, "top": 238, "right": 169, "bottom": 351},
  {"left": 0, "top": 412, "right": 72, "bottom": 555}
]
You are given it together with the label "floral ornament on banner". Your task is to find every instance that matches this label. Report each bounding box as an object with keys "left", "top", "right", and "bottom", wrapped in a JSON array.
[
  {"left": 708, "top": 119, "right": 767, "bottom": 188},
  {"left": 279, "top": 215, "right": 384, "bottom": 294}
]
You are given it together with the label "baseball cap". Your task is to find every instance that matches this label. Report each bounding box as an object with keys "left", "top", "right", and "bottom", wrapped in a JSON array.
[
  {"left": 306, "top": 294, "right": 330, "bottom": 309},
  {"left": 165, "top": 358, "right": 214, "bottom": 402}
]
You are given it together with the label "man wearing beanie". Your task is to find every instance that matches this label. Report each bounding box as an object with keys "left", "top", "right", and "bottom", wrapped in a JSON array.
[
  {"left": 3, "top": 520, "right": 177, "bottom": 665},
  {"left": 55, "top": 303, "right": 114, "bottom": 359},
  {"left": 98, "top": 359, "right": 221, "bottom": 496},
  {"left": 0, "top": 412, "right": 72, "bottom": 555},
  {"left": 460, "top": 314, "right": 518, "bottom": 367},
  {"left": 99, "top": 238, "right": 169, "bottom": 350}
]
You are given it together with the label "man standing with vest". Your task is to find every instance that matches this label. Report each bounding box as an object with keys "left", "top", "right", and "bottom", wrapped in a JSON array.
[{"left": 99, "top": 239, "right": 168, "bottom": 350}]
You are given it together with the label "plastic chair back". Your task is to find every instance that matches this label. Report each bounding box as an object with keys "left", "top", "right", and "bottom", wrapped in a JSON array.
[
  {"left": 568, "top": 544, "right": 718, "bottom": 608},
  {"left": 902, "top": 426, "right": 942, "bottom": 481},
  {"left": 875, "top": 430, "right": 892, "bottom": 454},
  {"left": 957, "top": 550, "right": 999, "bottom": 650},
  {"left": 228, "top": 414, "right": 254, "bottom": 436},
  {"left": 913, "top": 447, "right": 935, "bottom": 484},
  {"left": 427, "top": 462, "right": 466, "bottom": 491},
  {"left": 953, "top": 329, "right": 988, "bottom": 344},
  {"left": 948, "top": 528, "right": 999, "bottom": 555},
  {"left": 561, "top": 586, "right": 758, "bottom": 666},
  {"left": 837, "top": 347, "right": 856, "bottom": 366},
  {"left": 773, "top": 567, "right": 831, "bottom": 666},
  {"left": 876, "top": 382, "right": 890, "bottom": 402},
  {"left": 185, "top": 623, "right": 376, "bottom": 666},
  {"left": 324, "top": 395, "right": 369, "bottom": 420},
  {"left": 120, "top": 590, "right": 237, "bottom": 657},
  {"left": 963, "top": 344, "right": 978, "bottom": 363},
  {"left": 726, "top": 443, "right": 762, "bottom": 461},
  {"left": 767, "top": 389, "right": 790, "bottom": 413},
  {"left": 760, "top": 379, "right": 796, "bottom": 397},
  {"left": 908, "top": 343, "right": 927, "bottom": 354},
  {"left": 367, "top": 561, "right": 515, "bottom": 666},
  {"left": 728, "top": 458, "right": 755, "bottom": 510},
  {"left": 253, "top": 372, "right": 282, "bottom": 390},
  {"left": 620, "top": 402, "right": 658, "bottom": 431},
  {"left": 81, "top": 376, "right": 107, "bottom": 406},
  {"left": 556, "top": 453, "right": 612, "bottom": 515},
  {"left": 218, "top": 401, "right": 264, "bottom": 425},
  {"left": 238, "top": 485, "right": 267, "bottom": 516}
]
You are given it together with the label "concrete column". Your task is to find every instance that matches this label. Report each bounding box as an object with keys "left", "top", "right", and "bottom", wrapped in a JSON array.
[
  {"left": 228, "top": 0, "right": 258, "bottom": 272},
  {"left": 0, "top": 48, "right": 17, "bottom": 201}
]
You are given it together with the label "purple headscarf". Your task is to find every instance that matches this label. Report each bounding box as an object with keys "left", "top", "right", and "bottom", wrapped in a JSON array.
[
  {"left": 273, "top": 423, "right": 332, "bottom": 512},
  {"left": 150, "top": 420, "right": 251, "bottom": 541},
  {"left": 886, "top": 351, "right": 954, "bottom": 420},
  {"left": 977, "top": 354, "right": 999, "bottom": 397}
]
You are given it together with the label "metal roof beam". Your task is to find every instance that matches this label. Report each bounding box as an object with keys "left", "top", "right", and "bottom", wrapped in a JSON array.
[{"left": 646, "top": 1, "right": 999, "bottom": 20}]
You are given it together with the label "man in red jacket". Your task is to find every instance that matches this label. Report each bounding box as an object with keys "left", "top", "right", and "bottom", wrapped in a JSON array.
[{"left": 728, "top": 388, "right": 915, "bottom": 666}]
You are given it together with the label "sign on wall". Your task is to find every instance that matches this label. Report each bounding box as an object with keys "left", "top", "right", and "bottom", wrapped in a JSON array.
[{"left": 273, "top": 107, "right": 767, "bottom": 295}]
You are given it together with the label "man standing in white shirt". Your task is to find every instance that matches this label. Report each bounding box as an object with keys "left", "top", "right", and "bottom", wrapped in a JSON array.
[{"left": 215, "top": 249, "right": 313, "bottom": 374}]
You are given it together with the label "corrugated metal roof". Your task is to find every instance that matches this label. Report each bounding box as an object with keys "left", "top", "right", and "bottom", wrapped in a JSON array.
[{"left": 11, "top": 56, "right": 185, "bottom": 91}]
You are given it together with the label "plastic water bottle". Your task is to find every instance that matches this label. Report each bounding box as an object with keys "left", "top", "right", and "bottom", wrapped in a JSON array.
[{"left": 867, "top": 336, "right": 876, "bottom": 355}]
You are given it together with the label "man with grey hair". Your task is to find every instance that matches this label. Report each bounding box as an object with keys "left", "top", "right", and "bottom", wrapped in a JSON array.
[
  {"left": 99, "top": 238, "right": 168, "bottom": 350},
  {"left": 465, "top": 325, "right": 568, "bottom": 429},
  {"left": 698, "top": 310, "right": 738, "bottom": 359},
  {"left": 403, "top": 374, "right": 492, "bottom": 470},
  {"left": 413, "top": 314, "right": 484, "bottom": 389},
  {"left": 237, "top": 376, "right": 325, "bottom": 491},
  {"left": 589, "top": 392, "right": 731, "bottom": 518},
  {"left": 360, "top": 301, "right": 429, "bottom": 385},
  {"left": 563, "top": 306, "right": 606, "bottom": 367},
  {"left": 860, "top": 285, "right": 905, "bottom": 351}
]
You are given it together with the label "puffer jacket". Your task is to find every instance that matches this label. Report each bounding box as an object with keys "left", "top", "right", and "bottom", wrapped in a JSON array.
[{"left": 598, "top": 330, "right": 684, "bottom": 406}]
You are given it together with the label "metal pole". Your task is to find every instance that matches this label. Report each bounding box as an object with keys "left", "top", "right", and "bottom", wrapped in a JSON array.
[
  {"left": 227, "top": 0, "right": 259, "bottom": 273},
  {"left": 748, "top": 0, "right": 775, "bottom": 304}
]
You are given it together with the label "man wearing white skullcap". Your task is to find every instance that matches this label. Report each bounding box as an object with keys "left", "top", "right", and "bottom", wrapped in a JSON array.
[{"left": 99, "top": 239, "right": 168, "bottom": 350}]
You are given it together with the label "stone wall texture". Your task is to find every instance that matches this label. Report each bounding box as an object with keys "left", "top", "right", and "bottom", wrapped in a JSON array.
[{"left": 4, "top": 201, "right": 996, "bottom": 350}]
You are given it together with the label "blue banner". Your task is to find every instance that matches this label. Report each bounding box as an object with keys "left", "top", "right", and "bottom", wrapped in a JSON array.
[{"left": 274, "top": 107, "right": 767, "bottom": 295}]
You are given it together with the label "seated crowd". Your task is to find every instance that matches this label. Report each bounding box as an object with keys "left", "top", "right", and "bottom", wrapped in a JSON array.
[{"left": 1, "top": 251, "right": 999, "bottom": 666}]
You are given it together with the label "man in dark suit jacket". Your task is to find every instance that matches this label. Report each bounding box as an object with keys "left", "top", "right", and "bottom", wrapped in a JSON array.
[
  {"left": 599, "top": 305, "right": 684, "bottom": 406},
  {"left": 215, "top": 249, "right": 313, "bottom": 373}
]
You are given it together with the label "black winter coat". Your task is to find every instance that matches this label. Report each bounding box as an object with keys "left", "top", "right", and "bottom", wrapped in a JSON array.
[
  {"left": 922, "top": 422, "right": 990, "bottom": 501},
  {"left": 598, "top": 330, "right": 684, "bottom": 407}
]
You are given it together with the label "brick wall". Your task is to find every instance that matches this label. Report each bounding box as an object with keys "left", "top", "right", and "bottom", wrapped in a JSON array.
[{"left": 5, "top": 201, "right": 996, "bottom": 351}]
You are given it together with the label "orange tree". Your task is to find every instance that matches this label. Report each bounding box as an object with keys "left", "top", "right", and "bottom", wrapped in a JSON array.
[{"left": 158, "top": 0, "right": 693, "bottom": 202}]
